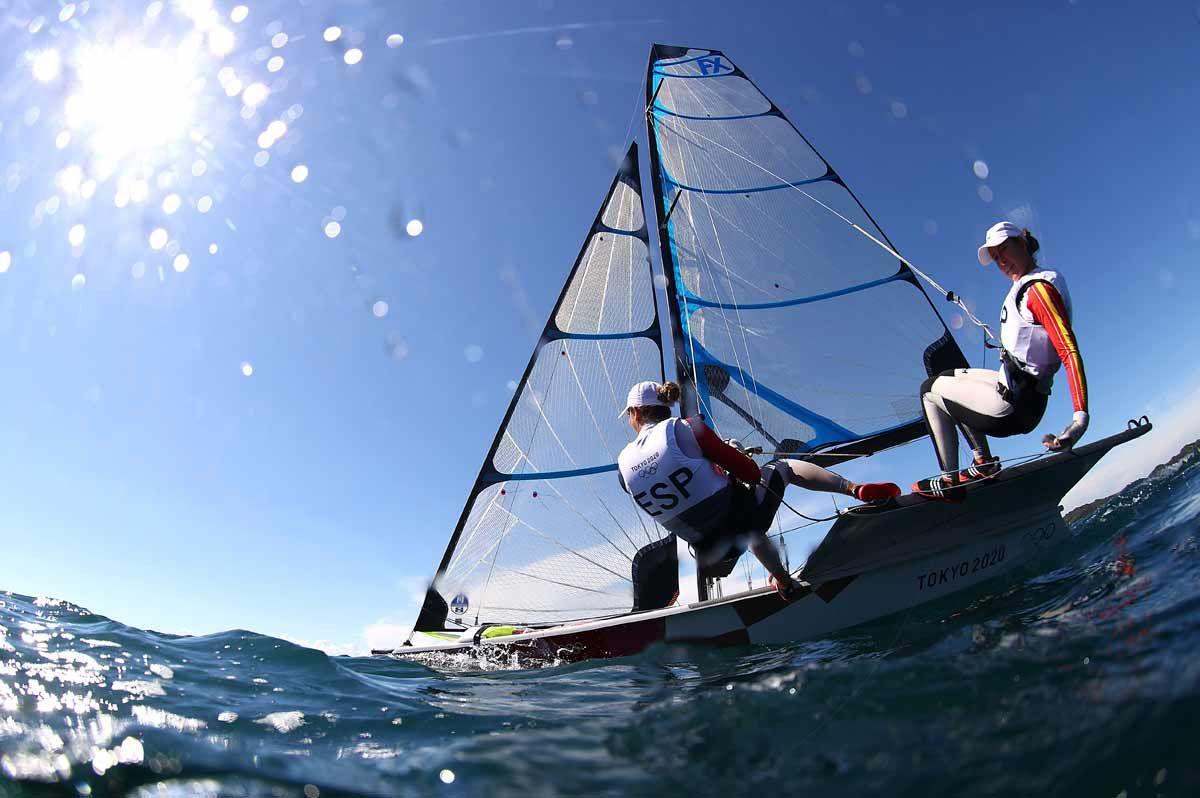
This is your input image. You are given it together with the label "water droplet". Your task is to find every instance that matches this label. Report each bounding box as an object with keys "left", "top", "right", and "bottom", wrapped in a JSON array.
[
  {"left": 162, "top": 194, "right": 182, "bottom": 215},
  {"left": 149, "top": 228, "right": 168, "bottom": 250},
  {"left": 890, "top": 100, "right": 908, "bottom": 119},
  {"left": 209, "top": 26, "right": 236, "bottom": 57},
  {"left": 68, "top": 224, "right": 86, "bottom": 246},
  {"left": 197, "top": 195, "right": 213, "bottom": 213},
  {"left": 241, "top": 362, "right": 254, "bottom": 377},
  {"left": 324, "top": 221, "right": 341, "bottom": 238},
  {"left": 324, "top": 26, "right": 342, "bottom": 43},
  {"left": 405, "top": 219, "right": 423, "bottom": 237},
  {"left": 267, "top": 56, "right": 284, "bottom": 73},
  {"left": 977, "top": 185, "right": 993, "bottom": 203},
  {"left": 192, "top": 160, "right": 208, "bottom": 177},
  {"left": 372, "top": 300, "right": 389, "bottom": 318},
  {"left": 555, "top": 35, "right": 573, "bottom": 50},
  {"left": 344, "top": 48, "right": 363, "bottom": 66},
  {"left": 230, "top": 6, "right": 248, "bottom": 24},
  {"left": 242, "top": 82, "right": 270, "bottom": 108},
  {"left": 209, "top": 243, "right": 218, "bottom": 255},
  {"left": 725, "top": 683, "right": 733, "bottom": 691},
  {"left": 438, "top": 769, "right": 455, "bottom": 784},
  {"left": 55, "top": 130, "right": 70, "bottom": 149},
  {"left": 71, "top": 273, "right": 86, "bottom": 290},
  {"left": 855, "top": 75, "right": 873, "bottom": 95},
  {"left": 464, "top": 344, "right": 483, "bottom": 363},
  {"left": 253, "top": 150, "right": 270, "bottom": 167},
  {"left": 331, "top": 206, "right": 347, "bottom": 222},
  {"left": 973, "top": 160, "right": 990, "bottom": 179},
  {"left": 847, "top": 41, "right": 865, "bottom": 58},
  {"left": 0, "top": 251, "right": 11, "bottom": 273},
  {"left": 173, "top": 254, "right": 189, "bottom": 272},
  {"left": 32, "top": 49, "right": 61, "bottom": 83},
  {"left": 506, "top": 380, "right": 518, "bottom": 392},
  {"left": 387, "top": 33, "right": 405, "bottom": 48},
  {"left": 131, "top": 262, "right": 145, "bottom": 279},
  {"left": 271, "top": 33, "right": 289, "bottom": 49},
  {"left": 386, "top": 333, "right": 410, "bottom": 361},
  {"left": 291, "top": 164, "right": 308, "bottom": 183}
]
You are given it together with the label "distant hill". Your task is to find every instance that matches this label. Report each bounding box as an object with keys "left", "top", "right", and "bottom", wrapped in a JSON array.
[{"left": 1063, "top": 438, "right": 1200, "bottom": 525}]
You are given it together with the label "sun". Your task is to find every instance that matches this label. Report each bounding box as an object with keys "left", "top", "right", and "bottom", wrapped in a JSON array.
[{"left": 65, "top": 40, "right": 203, "bottom": 162}]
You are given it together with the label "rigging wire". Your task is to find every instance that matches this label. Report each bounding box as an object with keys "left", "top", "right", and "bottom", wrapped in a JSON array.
[{"left": 650, "top": 114, "right": 1000, "bottom": 350}]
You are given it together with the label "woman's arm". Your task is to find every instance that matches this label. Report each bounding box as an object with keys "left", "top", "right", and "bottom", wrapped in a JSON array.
[
  {"left": 1026, "top": 282, "right": 1089, "bottom": 413},
  {"left": 680, "top": 418, "right": 761, "bottom": 484}
]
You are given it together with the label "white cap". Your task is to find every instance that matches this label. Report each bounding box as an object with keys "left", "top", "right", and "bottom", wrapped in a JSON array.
[
  {"left": 977, "top": 220, "right": 1024, "bottom": 265},
  {"left": 619, "top": 381, "right": 666, "bottom": 418}
]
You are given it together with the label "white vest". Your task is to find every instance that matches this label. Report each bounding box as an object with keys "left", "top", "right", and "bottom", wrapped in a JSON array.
[
  {"left": 999, "top": 268, "right": 1072, "bottom": 393},
  {"left": 617, "top": 418, "right": 731, "bottom": 542}
]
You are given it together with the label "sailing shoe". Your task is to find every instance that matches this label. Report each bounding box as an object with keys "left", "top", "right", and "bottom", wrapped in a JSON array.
[
  {"left": 959, "top": 456, "right": 1001, "bottom": 484},
  {"left": 911, "top": 474, "right": 966, "bottom": 503},
  {"left": 854, "top": 482, "right": 902, "bottom": 503},
  {"left": 769, "top": 574, "right": 803, "bottom": 602}
]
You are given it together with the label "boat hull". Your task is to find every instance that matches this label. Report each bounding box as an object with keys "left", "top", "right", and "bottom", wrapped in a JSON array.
[{"left": 384, "top": 423, "right": 1150, "bottom": 664}]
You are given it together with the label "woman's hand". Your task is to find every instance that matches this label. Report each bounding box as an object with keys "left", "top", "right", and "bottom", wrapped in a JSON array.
[{"left": 1044, "top": 410, "right": 1090, "bottom": 451}]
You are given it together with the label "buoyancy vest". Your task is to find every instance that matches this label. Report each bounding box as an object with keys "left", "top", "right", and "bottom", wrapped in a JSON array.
[
  {"left": 617, "top": 418, "right": 733, "bottom": 545},
  {"left": 999, "top": 268, "right": 1072, "bottom": 396}
]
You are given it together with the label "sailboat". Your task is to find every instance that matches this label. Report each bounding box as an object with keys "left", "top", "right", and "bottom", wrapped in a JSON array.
[{"left": 373, "top": 45, "right": 1150, "bottom": 663}]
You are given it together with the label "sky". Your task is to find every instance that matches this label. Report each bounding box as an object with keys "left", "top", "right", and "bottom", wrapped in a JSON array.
[{"left": 1, "top": 0, "right": 1198, "bottom": 654}]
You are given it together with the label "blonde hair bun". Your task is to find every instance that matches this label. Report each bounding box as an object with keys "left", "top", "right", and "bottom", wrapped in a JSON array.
[{"left": 656, "top": 381, "right": 681, "bottom": 405}]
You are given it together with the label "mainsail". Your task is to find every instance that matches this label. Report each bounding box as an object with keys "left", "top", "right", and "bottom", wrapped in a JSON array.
[
  {"left": 644, "top": 45, "right": 967, "bottom": 464},
  {"left": 413, "top": 144, "right": 670, "bottom": 632}
]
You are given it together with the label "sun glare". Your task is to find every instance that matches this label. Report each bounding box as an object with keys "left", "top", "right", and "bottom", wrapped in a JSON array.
[{"left": 66, "top": 44, "right": 200, "bottom": 160}]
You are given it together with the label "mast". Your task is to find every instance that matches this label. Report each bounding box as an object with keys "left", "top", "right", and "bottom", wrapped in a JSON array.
[{"left": 644, "top": 45, "right": 700, "bottom": 422}]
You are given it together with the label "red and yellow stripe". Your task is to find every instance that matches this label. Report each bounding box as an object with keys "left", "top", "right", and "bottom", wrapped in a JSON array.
[{"left": 1026, "top": 282, "right": 1088, "bottom": 412}]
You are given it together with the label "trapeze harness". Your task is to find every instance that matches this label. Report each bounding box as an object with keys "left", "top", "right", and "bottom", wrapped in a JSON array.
[{"left": 921, "top": 269, "right": 1085, "bottom": 472}]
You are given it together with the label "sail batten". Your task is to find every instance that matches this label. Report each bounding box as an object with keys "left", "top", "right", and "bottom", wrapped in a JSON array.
[
  {"left": 645, "top": 44, "right": 966, "bottom": 456},
  {"left": 412, "top": 144, "right": 672, "bottom": 632}
]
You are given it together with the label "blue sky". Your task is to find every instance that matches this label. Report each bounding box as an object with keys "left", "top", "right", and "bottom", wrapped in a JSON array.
[{"left": 1, "top": 0, "right": 1198, "bottom": 652}]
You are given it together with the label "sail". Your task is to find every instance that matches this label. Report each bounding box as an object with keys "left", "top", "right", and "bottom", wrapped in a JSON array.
[
  {"left": 413, "top": 144, "right": 670, "bottom": 632},
  {"left": 644, "top": 45, "right": 967, "bottom": 464}
]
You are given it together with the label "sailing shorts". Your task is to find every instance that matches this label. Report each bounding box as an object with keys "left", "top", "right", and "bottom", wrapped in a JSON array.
[{"left": 727, "top": 460, "right": 789, "bottom": 535}]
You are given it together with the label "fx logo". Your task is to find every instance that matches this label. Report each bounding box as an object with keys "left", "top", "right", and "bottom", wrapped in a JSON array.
[{"left": 696, "top": 56, "right": 732, "bottom": 76}]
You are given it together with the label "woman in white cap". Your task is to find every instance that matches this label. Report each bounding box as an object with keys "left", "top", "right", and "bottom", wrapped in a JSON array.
[
  {"left": 616, "top": 380, "right": 900, "bottom": 596},
  {"left": 913, "top": 221, "right": 1089, "bottom": 501}
]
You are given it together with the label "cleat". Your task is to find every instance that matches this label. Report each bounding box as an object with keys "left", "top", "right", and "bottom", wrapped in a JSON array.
[
  {"left": 854, "top": 482, "right": 902, "bottom": 503},
  {"left": 912, "top": 474, "right": 966, "bottom": 503}
]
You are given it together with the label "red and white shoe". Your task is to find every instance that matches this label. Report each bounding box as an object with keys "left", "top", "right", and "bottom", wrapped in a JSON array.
[
  {"left": 769, "top": 574, "right": 802, "bottom": 601},
  {"left": 960, "top": 456, "right": 1001, "bottom": 484},
  {"left": 854, "top": 482, "right": 902, "bottom": 503},
  {"left": 911, "top": 474, "right": 966, "bottom": 503}
]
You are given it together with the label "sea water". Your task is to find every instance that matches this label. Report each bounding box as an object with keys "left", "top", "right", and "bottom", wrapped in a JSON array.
[{"left": 3, "top": 455, "right": 1198, "bottom": 797}]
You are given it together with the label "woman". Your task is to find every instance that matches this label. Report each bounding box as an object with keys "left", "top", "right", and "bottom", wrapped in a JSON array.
[
  {"left": 616, "top": 380, "right": 901, "bottom": 596},
  {"left": 913, "top": 221, "right": 1089, "bottom": 501}
]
